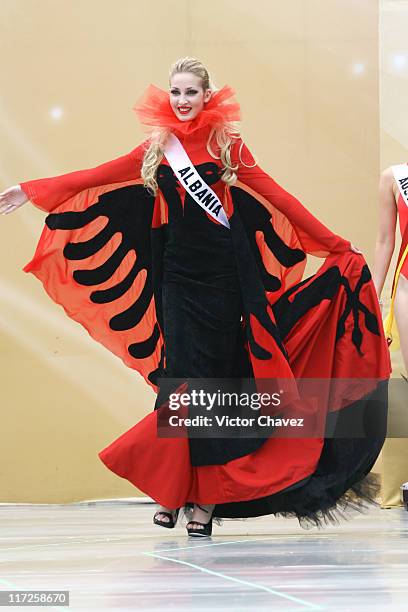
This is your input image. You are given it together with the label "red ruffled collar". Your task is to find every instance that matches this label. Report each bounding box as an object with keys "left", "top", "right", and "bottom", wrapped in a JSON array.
[{"left": 132, "top": 83, "right": 241, "bottom": 137}]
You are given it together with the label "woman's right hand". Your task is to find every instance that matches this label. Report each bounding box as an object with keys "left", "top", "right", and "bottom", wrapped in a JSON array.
[{"left": 0, "top": 185, "right": 28, "bottom": 215}]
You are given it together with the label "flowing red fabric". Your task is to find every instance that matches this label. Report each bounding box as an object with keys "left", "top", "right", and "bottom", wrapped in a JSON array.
[{"left": 132, "top": 83, "right": 241, "bottom": 136}]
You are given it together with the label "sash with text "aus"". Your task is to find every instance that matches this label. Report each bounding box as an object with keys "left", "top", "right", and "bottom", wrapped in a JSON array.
[
  {"left": 163, "top": 132, "right": 230, "bottom": 229},
  {"left": 392, "top": 163, "right": 408, "bottom": 207}
]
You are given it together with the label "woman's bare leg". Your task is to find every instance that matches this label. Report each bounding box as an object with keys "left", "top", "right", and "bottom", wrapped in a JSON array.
[
  {"left": 187, "top": 504, "right": 215, "bottom": 529},
  {"left": 394, "top": 274, "right": 408, "bottom": 375}
]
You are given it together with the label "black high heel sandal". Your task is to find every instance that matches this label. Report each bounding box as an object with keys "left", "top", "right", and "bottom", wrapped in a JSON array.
[
  {"left": 153, "top": 507, "right": 180, "bottom": 529},
  {"left": 187, "top": 504, "right": 214, "bottom": 537}
]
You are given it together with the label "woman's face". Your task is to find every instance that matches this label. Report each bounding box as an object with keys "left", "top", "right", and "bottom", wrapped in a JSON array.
[{"left": 169, "top": 72, "right": 212, "bottom": 122}]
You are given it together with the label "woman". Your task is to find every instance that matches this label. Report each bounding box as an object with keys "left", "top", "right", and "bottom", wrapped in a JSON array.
[
  {"left": 0, "top": 57, "right": 391, "bottom": 537},
  {"left": 372, "top": 165, "right": 408, "bottom": 379}
]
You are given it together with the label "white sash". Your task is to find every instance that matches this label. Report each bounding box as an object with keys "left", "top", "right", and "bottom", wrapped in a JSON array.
[
  {"left": 392, "top": 163, "right": 408, "bottom": 207},
  {"left": 163, "top": 132, "right": 230, "bottom": 229}
]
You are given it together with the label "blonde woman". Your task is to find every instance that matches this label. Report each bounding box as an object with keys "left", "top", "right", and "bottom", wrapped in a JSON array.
[{"left": 0, "top": 57, "right": 391, "bottom": 537}]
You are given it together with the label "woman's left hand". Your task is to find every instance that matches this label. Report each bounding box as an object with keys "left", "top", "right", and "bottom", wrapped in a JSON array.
[{"left": 350, "top": 243, "right": 363, "bottom": 254}]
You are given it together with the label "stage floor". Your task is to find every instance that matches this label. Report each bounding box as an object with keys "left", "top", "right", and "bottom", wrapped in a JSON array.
[{"left": 0, "top": 502, "right": 407, "bottom": 611}]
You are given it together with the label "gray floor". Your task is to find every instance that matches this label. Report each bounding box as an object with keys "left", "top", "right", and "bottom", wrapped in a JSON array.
[{"left": 0, "top": 502, "right": 407, "bottom": 611}]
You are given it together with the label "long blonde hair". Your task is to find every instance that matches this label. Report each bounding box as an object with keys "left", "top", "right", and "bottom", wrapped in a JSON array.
[{"left": 141, "top": 57, "right": 252, "bottom": 196}]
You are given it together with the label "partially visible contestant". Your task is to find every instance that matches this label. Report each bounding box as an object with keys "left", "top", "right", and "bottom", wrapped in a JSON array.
[
  {"left": 372, "top": 165, "right": 408, "bottom": 378},
  {"left": 0, "top": 57, "right": 391, "bottom": 537}
]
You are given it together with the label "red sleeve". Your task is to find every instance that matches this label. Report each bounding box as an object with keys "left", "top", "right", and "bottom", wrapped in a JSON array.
[
  {"left": 233, "top": 139, "right": 351, "bottom": 255},
  {"left": 20, "top": 141, "right": 148, "bottom": 213}
]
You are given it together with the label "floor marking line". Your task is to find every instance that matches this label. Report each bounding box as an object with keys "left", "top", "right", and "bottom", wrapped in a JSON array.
[
  {"left": 143, "top": 536, "right": 279, "bottom": 553},
  {"left": 143, "top": 552, "right": 324, "bottom": 610},
  {"left": 0, "top": 536, "right": 131, "bottom": 552}
]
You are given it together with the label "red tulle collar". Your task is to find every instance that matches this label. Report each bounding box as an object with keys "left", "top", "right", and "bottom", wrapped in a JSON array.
[{"left": 132, "top": 83, "right": 241, "bottom": 137}]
